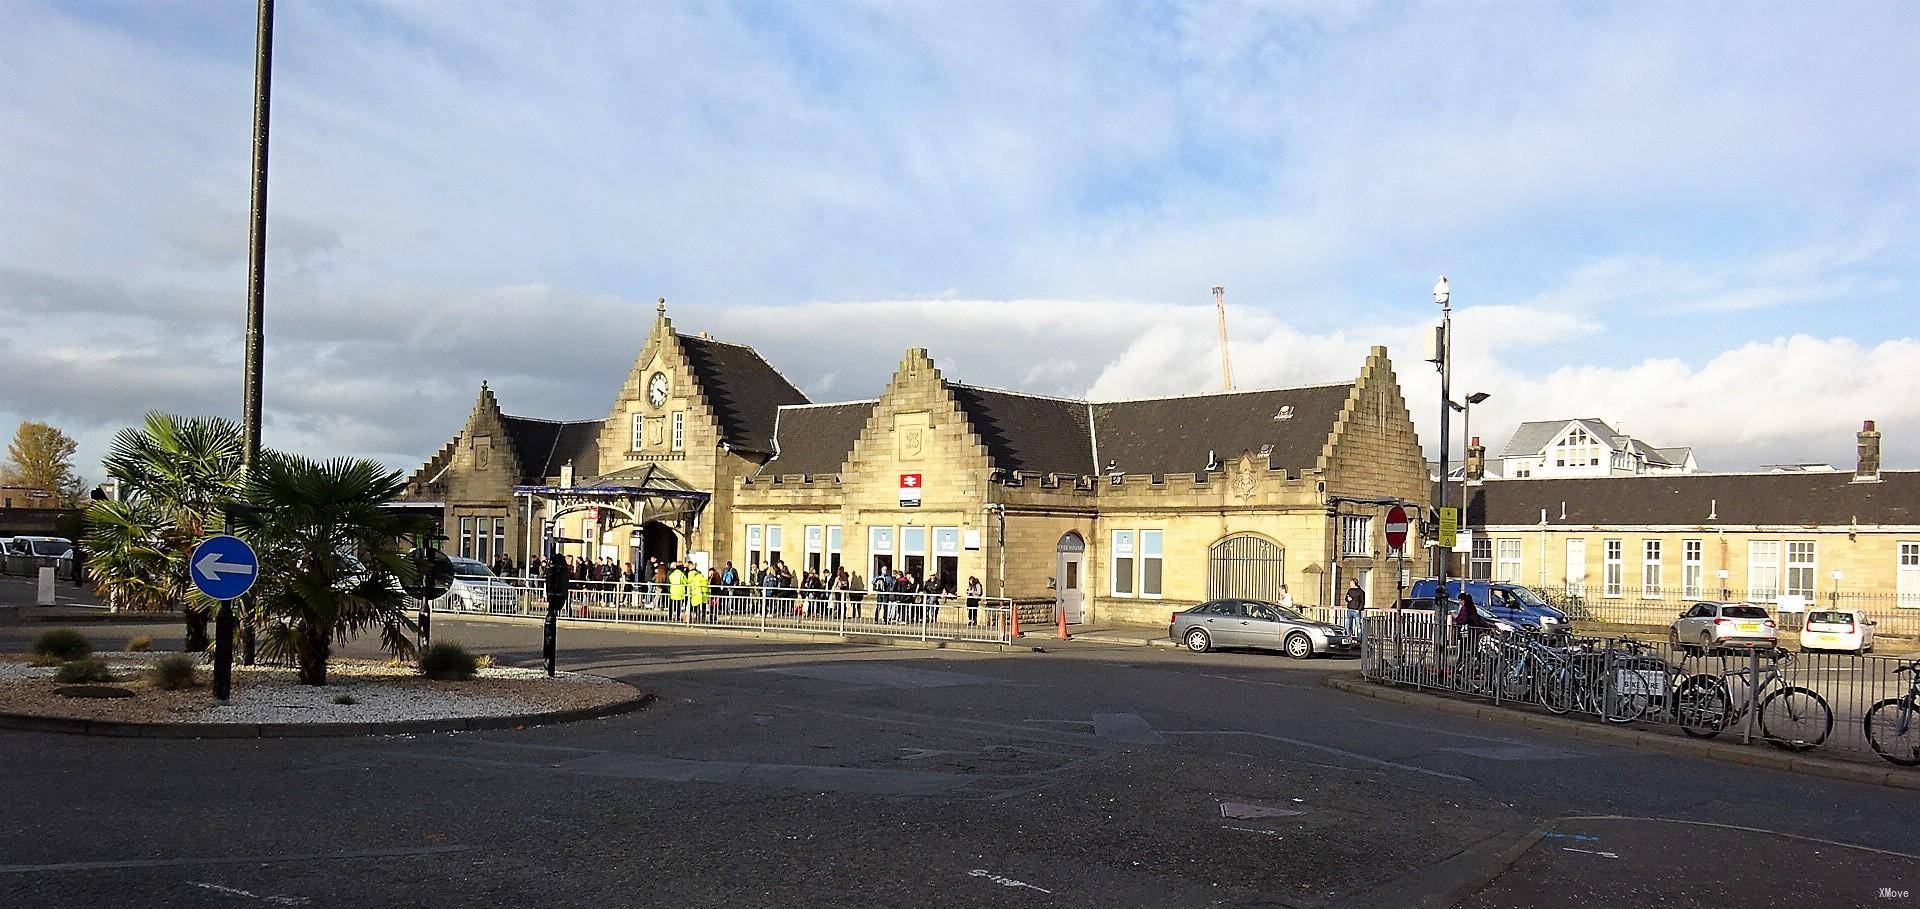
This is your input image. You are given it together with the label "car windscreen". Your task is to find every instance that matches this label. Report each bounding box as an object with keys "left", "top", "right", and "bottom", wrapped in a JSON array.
[
  {"left": 1503, "top": 587, "right": 1548, "bottom": 608},
  {"left": 450, "top": 559, "right": 494, "bottom": 579},
  {"left": 1248, "top": 601, "right": 1302, "bottom": 621},
  {"left": 30, "top": 540, "right": 73, "bottom": 557},
  {"left": 1722, "top": 605, "right": 1770, "bottom": 619},
  {"left": 1807, "top": 611, "right": 1852, "bottom": 624}
]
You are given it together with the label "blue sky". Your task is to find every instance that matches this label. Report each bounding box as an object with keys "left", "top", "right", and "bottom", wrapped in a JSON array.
[{"left": 1, "top": 0, "right": 1916, "bottom": 478}]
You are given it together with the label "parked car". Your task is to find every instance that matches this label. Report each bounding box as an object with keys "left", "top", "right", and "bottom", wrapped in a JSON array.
[
  {"left": 1170, "top": 599, "right": 1359, "bottom": 658},
  {"left": 431, "top": 557, "right": 519, "bottom": 613},
  {"left": 1406, "top": 579, "right": 1569, "bottom": 633},
  {"left": 1799, "top": 608, "right": 1875, "bottom": 654},
  {"left": 4, "top": 535, "right": 75, "bottom": 580},
  {"left": 1669, "top": 601, "right": 1778, "bottom": 652}
]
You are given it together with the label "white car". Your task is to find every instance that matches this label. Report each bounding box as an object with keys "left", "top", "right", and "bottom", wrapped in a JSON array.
[
  {"left": 5, "top": 536, "right": 75, "bottom": 579},
  {"left": 432, "top": 557, "right": 521, "bottom": 614},
  {"left": 1800, "top": 608, "right": 1875, "bottom": 654}
]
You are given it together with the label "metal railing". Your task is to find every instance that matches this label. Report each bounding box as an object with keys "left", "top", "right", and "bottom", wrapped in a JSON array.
[
  {"left": 436, "top": 579, "right": 1019, "bottom": 645},
  {"left": 1531, "top": 583, "right": 1920, "bottom": 639},
  {"left": 1360, "top": 611, "right": 1919, "bottom": 766}
]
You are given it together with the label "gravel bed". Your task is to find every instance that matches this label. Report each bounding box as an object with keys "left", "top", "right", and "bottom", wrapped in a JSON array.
[{"left": 0, "top": 653, "right": 637, "bottom": 726}]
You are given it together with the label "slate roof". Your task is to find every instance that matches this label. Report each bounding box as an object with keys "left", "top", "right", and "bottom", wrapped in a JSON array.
[
  {"left": 1092, "top": 383, "right": 1354, "bottom": 476},
  {"left": 499, "top": 416, "right": 604, "bottom": 485},
  {"left": 947, "top": 385, "right": 1096, "bottom": 477},
  {"left": 755, "top": 401, "right": 876, "bottom": 478},
  {"left": 1456, "top": 471, "right": 1920, "bottom": 527},
  {"left": 1500, "top": 418, "right": 1616, "bottom": 458},
  {"left": 1654, "top": 447, "right": 1693, "bottom": 466},
  {"left": 677, "top": 334, "right": 808, "bottom": 453}
]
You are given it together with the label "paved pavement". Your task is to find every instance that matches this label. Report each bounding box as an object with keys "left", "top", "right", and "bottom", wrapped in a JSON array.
[{"left": 0, "top": 617, "right": 1914, "bottom": 907}]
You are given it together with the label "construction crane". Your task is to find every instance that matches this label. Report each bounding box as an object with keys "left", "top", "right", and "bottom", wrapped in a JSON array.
[{"left": 1211, "top": 285, "right": 1234, "bottom": 391}]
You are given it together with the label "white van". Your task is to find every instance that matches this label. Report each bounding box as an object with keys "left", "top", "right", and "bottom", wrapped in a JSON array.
[{"left": 1799, "top": 608, "right": 1876, "bottom": 654}]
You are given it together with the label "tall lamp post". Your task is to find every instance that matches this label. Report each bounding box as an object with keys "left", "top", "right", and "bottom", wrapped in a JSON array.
[
  {"left": 1432, "top": 276, "right": 1453, "bottom": 665},
  {"left": 1450, "top": 391, "right": 1492, "bottom": 476}
]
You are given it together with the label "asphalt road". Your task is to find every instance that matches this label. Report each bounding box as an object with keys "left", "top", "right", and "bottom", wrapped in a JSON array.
[{"left": 0, "top": 616, "right": 1915, "bottom": 908}]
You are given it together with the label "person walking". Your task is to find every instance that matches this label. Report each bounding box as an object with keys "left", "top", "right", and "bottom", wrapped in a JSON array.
[
  {"left": 542, "top": 551, "right": 571, "bottom": 677},
  {"left": 965, "top": 576, "right": 983, "bottom": 626},
  {"left": 1343, "top": 577, "right": 1367, "bottom": 637}
]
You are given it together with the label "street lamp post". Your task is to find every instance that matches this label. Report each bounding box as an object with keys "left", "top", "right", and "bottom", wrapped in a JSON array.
[
  {"left": 1451, "top": 391, "right": 1492, "bottom": 478},
  {"left": 1433, "top": 276, "right": 1453, "bottom": 666}
]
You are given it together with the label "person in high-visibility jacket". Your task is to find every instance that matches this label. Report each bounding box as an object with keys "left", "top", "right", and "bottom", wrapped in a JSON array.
[
  {"left": 668, "top": 563, "right": 689, "bottom": 620},
  {"left": 688, "top": 567, "right": 710, "bottom": 623}
]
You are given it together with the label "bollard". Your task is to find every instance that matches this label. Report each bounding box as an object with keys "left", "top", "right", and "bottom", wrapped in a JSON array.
[{"left": 37, "top": 566, "right": 57, "bottom": 606}]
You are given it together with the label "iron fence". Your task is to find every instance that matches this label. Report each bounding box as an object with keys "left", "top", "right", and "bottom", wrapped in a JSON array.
[
  {"left": 1531, "top": 584, "right": 1920, "bottom": 639},
  {"left": 1360, "top": 611, "right": 1920, "bottom": 767},
  {"left": 433, "top": 579, "right": 1019, "bottom": 645}
]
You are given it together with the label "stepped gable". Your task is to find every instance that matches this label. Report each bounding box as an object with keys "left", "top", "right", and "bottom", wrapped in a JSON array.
[
  {"left": 945, "top": 384, "right": 1095, "bottom": 477},
  {"left": 677, "top": 333, "right": 809, "bottom": 454},
  {"left": 756, "top": 401, "right": 877, "bottom": 478},
  {"left": 1093, "top": 382, "right": 1354, "bottom": 477}
]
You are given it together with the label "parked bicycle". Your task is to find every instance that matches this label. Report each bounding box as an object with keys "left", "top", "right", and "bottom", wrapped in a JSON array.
[
  {"left": 1674, "top": 647, "right": 1833, "bottom": 751},
  {"left": 1864, "top": 659, "right": 1920, "bottom": 766}
]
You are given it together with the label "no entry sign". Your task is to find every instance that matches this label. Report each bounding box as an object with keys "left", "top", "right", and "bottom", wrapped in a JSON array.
[
  {"left": 1384, "top": 505, "right": 1410, "bottom": 554},
  {"left": 899, "top": 473, "right": 922, "bottom": 507}
]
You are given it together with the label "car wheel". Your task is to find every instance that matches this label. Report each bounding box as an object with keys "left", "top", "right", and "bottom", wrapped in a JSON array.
[
  {"left": 1185, "top": 629, "right": 1212, "bottom": 653},
  {"left": 1284, "top": 632, "right": 1313, "bottom": 660}
]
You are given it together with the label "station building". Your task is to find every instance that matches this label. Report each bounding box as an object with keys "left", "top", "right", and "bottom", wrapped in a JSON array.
[{"left": 403, "top": 303, "right": 1431, "bottom": 626}]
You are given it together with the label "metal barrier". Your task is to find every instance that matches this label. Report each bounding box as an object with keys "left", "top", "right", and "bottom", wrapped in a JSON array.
[
  {"left": 1360, "top": 611, "right": 1920, "bottom": 767},
  {"left": 437, "top": 579, "right": 1018, "bottom": 645}
]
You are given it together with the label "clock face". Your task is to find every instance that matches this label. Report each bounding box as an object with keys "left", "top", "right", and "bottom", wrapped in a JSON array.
[{"left": 647, "top": 372, "right": 670, "bottom": 408}]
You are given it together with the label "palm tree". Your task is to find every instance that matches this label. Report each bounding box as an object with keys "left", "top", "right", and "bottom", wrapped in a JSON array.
[
  {"left": 237, "top": 453, "right": 430, "bottom": 685},
  {"left": 85, "top": 413, "right": 245, "bottom": 647}
]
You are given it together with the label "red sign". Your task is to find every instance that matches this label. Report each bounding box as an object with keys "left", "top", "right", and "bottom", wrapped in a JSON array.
[
  {"left": 1384, "top": 505, "right": 1410, "bottom": 553},
  {"left": 899, "top": 473, "right": 922, "bottom": 507}
]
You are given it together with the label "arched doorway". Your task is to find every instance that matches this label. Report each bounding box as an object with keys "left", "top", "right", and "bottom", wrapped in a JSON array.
[
  {"left": 641, "top": 521, "right": 680, "bottom": 567},
  {"left": 1209, "top": 534, "right": 1285, "bottom": 602},
  {"left": 1056, "top": 532, "right": 1087, "bottom": 624}
]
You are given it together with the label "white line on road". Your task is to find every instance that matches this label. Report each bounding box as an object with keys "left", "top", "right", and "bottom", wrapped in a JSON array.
[
  {"left": 1560, "top": 847, "right": 1619, "bottom": 859},
  {"left": 192, "top": 882, "right": 310, "bottom": 905},
  {"left": 1562, "top": 815, "right": 1920, "bottom": 860},
  {"left": 1162, "top": 730, "right": 1474, "bottom": 783},
  {"left": 968, "top": 869, "right": 1053, "bottom": 894}
]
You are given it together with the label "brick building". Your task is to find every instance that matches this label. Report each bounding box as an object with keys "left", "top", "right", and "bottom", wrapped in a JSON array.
[{"left": 404, "top": 303, "right": 1431, "bottom": 626}]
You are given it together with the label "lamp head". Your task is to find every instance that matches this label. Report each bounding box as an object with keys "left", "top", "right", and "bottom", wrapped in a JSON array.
[
  {"left": 1433, "top": 275, "right": 1451, "bottom": 306},
  {"left": 1467, "top": 391, "right": 1491, "bottom": 405}
]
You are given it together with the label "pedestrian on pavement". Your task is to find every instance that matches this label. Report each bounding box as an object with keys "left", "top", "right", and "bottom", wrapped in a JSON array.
[
  {"left": 873, "top": 570, "right": 893, "bottom": 622},
  {"left": 1276, "top": 584, "right": 1293, "bottom": 611},
  {"left": 829, "top": 566, "right": 850, "bottom": 618},
  {"left": 965, "top": 576, "right": 983, "bottom": 626},
  {"left": 669, "top": 562, "right": 689, "bottom": 620},
  {"left": 688, "top": 566, "right": 711, "bottom": 623},
  {"left": 1343, "top": 578, "right": 1366, "bottom": 636}
]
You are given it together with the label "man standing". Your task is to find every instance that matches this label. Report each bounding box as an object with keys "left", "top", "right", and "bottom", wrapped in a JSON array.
[
  {"left": 542, "top": 551, "right": 571, "bottom": 677},
  {"left": 1343, "top": 577, "right": 1366, "bottom": 637},
  {"left": 669, "top": 562, "right": 689, "bottom": 621},
  {"left": 689, "top": 565, "right": 711, "bottom": 623}
]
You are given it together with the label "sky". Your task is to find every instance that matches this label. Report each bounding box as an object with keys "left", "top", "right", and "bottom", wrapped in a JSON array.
[{"left": 2, "top": 0, "right": 1916, "bottom": 483}]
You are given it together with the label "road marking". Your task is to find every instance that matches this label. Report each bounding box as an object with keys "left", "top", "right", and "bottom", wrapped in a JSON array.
[
  {"left": 1220, "top": 825, "right": 1285, "bottom": 837},
  {"left": 1560, "top": 847, "right": 1620, "bottom": 859},
  {"left": 191, "top": 882, "right": 310, "bottom": 905},
  {"left": 968, "top": 869, "right": 1053, "bottom": 894},
  {"left": 1562, "top": 815, "right": 1920, "bottom": 860},
  {"left": 1093, "top": 712, "right": 1166, "bottom": 745},
  {"left": 0, "top": 844, "right": 470, "bottom": 874},
  {"left": 1219, "top": 801, "right": 1305, "bottom": 819},
  {"left": 1541, "top": 833, "right": 1600, "bottom": 842},
  {"left": 1352, "top": 716, "right": 1540, "bottom": 746},
  {"left": 1201, "top": 673, "right": 1322, "bottom": 692},
  {"left": 1163, "top": 730, "right": 1474, "bottom": 783}
]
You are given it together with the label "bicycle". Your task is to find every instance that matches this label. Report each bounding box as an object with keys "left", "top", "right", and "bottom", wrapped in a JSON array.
[
  {"left": 1864, "top": 659, "right": 1920, "bottom": 767},
  {"left": 1675, "top": 647, "right": 1833, "bottom": 751}
]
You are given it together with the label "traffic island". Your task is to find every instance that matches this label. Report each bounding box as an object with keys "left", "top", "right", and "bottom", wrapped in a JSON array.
[{"left": 0, "top": 652, "right": 653, "bottom": 737}]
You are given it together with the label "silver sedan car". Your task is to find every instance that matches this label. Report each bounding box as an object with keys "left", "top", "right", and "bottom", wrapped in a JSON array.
[{"left": 1170, "top": 599, "right": 1359, "bottom": 659}]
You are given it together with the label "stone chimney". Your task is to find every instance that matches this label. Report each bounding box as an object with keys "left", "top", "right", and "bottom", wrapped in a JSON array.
[
  {"left": 1465, "top": 437, "right": 1486, "bottom": 482},
  {"left": 1854, "top": 420, "right": 1882, "bottom": 483}
]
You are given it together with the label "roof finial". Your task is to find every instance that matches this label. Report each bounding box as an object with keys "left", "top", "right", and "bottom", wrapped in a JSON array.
[{"left": 657, "top": 297, "right": 667, "bottom": 314}]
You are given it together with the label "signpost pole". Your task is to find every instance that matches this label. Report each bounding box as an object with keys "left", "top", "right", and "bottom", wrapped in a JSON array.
[
  {"left": 213, "top": 599, "right": 235, "bottom": 701},
  {"left": 193, "top": 530, "right": 260, "bottom": 705}
]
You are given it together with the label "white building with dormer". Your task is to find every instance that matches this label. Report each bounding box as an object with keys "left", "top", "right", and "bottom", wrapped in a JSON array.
[{"left": 1498, "top": 418, "right": 1697, "bottom": 479}]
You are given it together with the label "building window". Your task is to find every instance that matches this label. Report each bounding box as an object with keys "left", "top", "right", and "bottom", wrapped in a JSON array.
[
  {"left": 459, "top": 516, "right": 475, "bottom": 560},
  {"left": 1112, "top": 530, "right": 1136, "bottom": 596},
  {"left": 1470, "top": 536, "right": 1493, "bottom": 581},
  {"left": 1748, "top": 541, "right": 1780, "bottom": 602},
  {"left": 1339, "top": 515, "right": 1372, "bottom": 558},
  {"left": 804, "top": 525, "right": 824, "bottom": 573},
  {"left": 1899, "top": 542, "right": 1920, "bottom": 608},
  {"left": 1642, "top": 540, "right": 1662, "bottom": 597},
  {"left": 1554, "top": 427, "right": 1601, "bottom": 469},
  {"left": 631, "top": 413, "right": 644, "bottom": 451},
  {"left": 869, "top": 526, "right": 894, "bottom": 579},
  {"left": 766, "top": 524, "right": 783, "bottom": 569},
  {"left": 1603, "top": 539, "right": 1623, "bottom": 598},
  {"left": 492, "top": 518, "right": 507, "bottom": 567},
  {"left": 1683, "top": 539, "right": 1703, "bottom": 598},
  {"left": 933, "top": 526, "right": 960, "bottom": 592},
  {"left": 1495, "top": 539, "right": 1522, "bottom": 583},
  {"left": 901, "top": 526, "right": 927, "bottom": 580},
  {"left": 1141, "top": 530, "right": 1163, "bottom": 597},
  {"left": 745, "top": 525, "right": 763, "bottom": 571},
  {"left": 1786, "top": 540, "right": 1815, "bottom": 601},
  {"left": 827, "top": 526, "right": 843, "bottom": 574},
  {"left": 671, "top": 412, "right": 684, "bottom": 451}
]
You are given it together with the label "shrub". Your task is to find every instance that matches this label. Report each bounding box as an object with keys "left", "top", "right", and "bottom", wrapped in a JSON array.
[
  {"left": 125, "top": 635, "right": 154, "bottom": 653},
  {"left": 30, "top": 628, "right": 91, "bottom": 663},
  {"left": 418, "top": 642, "right": 478, "bottom": 681},
  {"left": 147, "top": 654, "right": 199, "bottom": 691},
  {"left": 332, "top": 693, "right": 358, "bottom": 705},
  {"left": 54, "top": 658, "right": 116, "bottom": 684},
  {"left": 474, "top": 654, "right": 495, "bottom": 670}
]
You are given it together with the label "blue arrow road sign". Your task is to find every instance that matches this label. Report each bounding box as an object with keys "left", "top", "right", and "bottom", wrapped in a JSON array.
[{"left": 190, "top": 534, "right": 259, "bottom": 601}]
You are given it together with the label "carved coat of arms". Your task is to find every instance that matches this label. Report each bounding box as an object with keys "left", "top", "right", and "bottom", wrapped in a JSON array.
[
  {"left": 1232, "top": 453, "right": 1259, "bottom": 500},
  {"left": 902, "top": 428, "right": 925, "bottom": 459}
]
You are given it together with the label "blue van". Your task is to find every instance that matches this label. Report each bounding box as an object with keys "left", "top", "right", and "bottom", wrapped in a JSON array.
[{"left": 1405, "top": 579, "right": 1569, "bottom": 632}]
